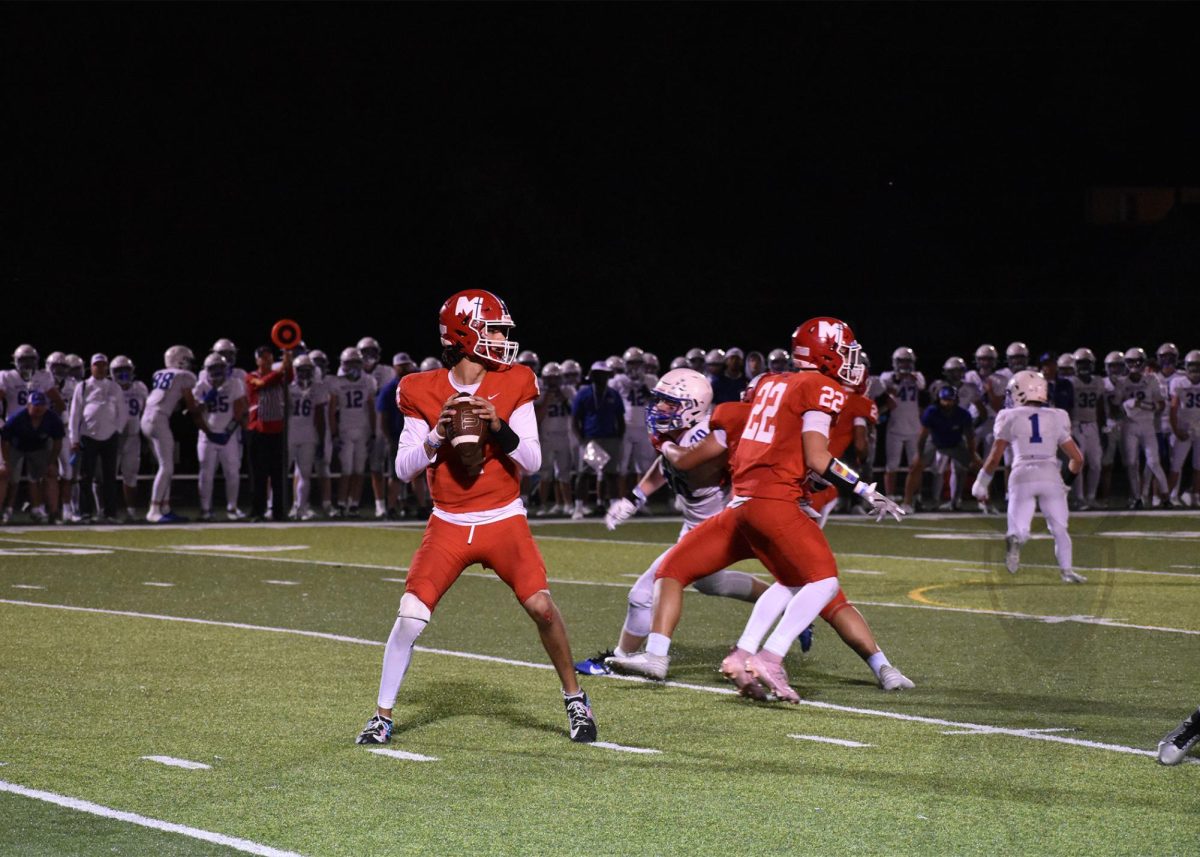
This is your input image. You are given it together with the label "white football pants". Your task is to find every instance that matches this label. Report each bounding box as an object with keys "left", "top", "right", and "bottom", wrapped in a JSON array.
[
  {"left": 1071, "top": 422, "right": 1102, "bottom": 501},
  {"left": 197, "top": 433, "right": 241, "bottom": 512},
  {"left": 140, "top": 415, "right": 176, "bottom": 508},
  {"left": 1007, "top": 479, "right": 1072, "bottom": 574},
  {"left": 1122, "top": 422, "right": 1167, "bottom": 497},
  {"left": 289, "top": 440, "right": 317, "bottom": 511}
]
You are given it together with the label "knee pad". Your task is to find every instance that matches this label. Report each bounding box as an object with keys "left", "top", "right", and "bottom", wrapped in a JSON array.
[
  {"left": 627, "top": 570, "right": 655, "bottom": 611},
  {"left": 398, "top": 592, "right": 432, "bottom": 624}
]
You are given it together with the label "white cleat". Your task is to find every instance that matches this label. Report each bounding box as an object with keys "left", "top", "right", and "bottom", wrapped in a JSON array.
[
  {"left": 1004, "top": 535, "right": 1020, "bottom": 574},
  {"left": 879, "top": 664, "right": 915, "bottom": 691},
  {"left": 605, "top": 651, "right": 669, "bottom": 680},
  {"left": 1060, "top": 570, "right": 1087, "bottom": 584},
  {"left": 899, "top": 503, "right": 915, "bottom": 516}
]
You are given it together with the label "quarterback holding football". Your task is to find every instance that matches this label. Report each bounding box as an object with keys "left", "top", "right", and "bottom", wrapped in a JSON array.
[{"left": 356, "top": 288, "right": 597, "bottom": 746}]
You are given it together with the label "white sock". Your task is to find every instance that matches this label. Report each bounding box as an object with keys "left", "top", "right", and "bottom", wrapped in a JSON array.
[
  {"left": 762, "top": 578, "right": 840, "bottom": 657},
  {"left": 646, "top": 633, "right": 671, "bottom": 657},
  {"left": 866, "top": 651, "right": 891, "bottom": 679},
  {"left": 737, "top": 583, "right": 801, "bottom": 653},
  {"left": 376, "top": 615, "right": 428, "bottom": 710},
  {"left": 375, "top": 500, "right": 386, "bottom": 515},
  {"left": 612, "top": 645, "right": 630, "bottom": 658}
]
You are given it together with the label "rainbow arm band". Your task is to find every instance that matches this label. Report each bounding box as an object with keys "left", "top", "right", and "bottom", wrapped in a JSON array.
[{"left": 824, "top": 458, "right": 874, "bottom": 497}]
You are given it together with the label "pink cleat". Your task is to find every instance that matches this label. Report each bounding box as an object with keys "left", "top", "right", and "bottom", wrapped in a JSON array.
[
  {"left": 720, "top": 646, "right": 767, "bottom": 701},
  {"left": 746, "top": 651, "right": 800, "bottom": 703}
]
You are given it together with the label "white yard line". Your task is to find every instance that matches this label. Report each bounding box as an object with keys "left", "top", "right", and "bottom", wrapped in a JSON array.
[
  {"left": 142, "top": 582, "right": 175, "bottom": 588},
  {"left": 0, "top": 598, "right": 1176, "bottom": 764},
  {"left": 789, "top": 734, "right": 873, "bottom": 748},
  {"left": 141, "top": 755, "right": 211, "bottom": 770},
  {"left": 853, "top": 599, "right": 1200, "bottom": 636},
  {"left": 12, "top": 584, "right": 46, "bottom": 590},
  {"left": 0, "top": 779, "right": 303, "bottom": 857},
  {"left": 590, "top": 741, "right": 662, "bottom": 755},
  {"left": 366, "top": 748, "right": 439, "bottom": 762},
  {"left": 263, "top": 580, "right": 301, "bottom": 586}
]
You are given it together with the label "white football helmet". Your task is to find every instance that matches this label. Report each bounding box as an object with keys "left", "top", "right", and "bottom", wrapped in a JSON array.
[
  {"left": 1124, "top": 346, "right": 1147, "bottom": 376},
  {"left": 767, "top": 348, "right": 790, "bottom": 373},
  {"left": 110, "top": 355, "right": 135, "bottom": 388},
  {"left": 1185, "top": 350, "right": 1200, "bottom": 382},
  {"left": 46, "top": 351, "right": 70, "bottom": 382},
  {"left": 1104, "top": 350, "right": 1127, "bottom": 378},
  {"left": 164, "top": 345, "right": 195, "bottom": 371},
  {"left": 892, "top": 347, "right": 916, "bottom": 374},
  {"left": 419, "top": 356, "right": 442, "bottom": 372},
  {"left": 1073, "top": 348, "right": 1095, "bottom": 379},
  {"left": 66, "top": 354, "right": 85, "bottom": 380},
  {"left": 1005, "top": 342, "right": 1029, "bottom": 372},
  {"left": 309, "top": 349, "right": 329, "bottom": 376},
  {"left": 642, "top": 351, "right": 660, "bottom": 375},
  {"left": 647, "top": 368, "right": 713, "bottom": 435},
  {"left": 686, "top": 347, "right": 706, "bottom": 371},
  {"left": 541, "top": 361, "right": 563, "bottom": 388},
  {"left": 669, "top": 356, "right": 689, "bottom": 371},
  {"left": 203, "top": 352, "right": 228, "bottom": 385},
  {"left": 340, "top": 347, "right": 364, "bottom": 380},
  {"left": 974, "top": 343, "right": 998, "bottom": 373},
  {"left": 517, "top": 350, "right": 541, "bottom": 374},
  {"left": 1056, "top": 353, "right": 1076, "bottom": 376},
  {"left": 294, "top": 354, "right": 315, "bottom": 388},
  {"left": 942, "top": 356, "right": 966, "bottom": 383},
  {"left": 704, "top": 349, "right": 726, "bottom": 372},
  {"left": 356, "top": 337, "right": 381, "bottom": 370},
  {"left": 561, "top": 359, "right": 582, "bottom": 386},
  {"left": 212, "top": 338, "right": 237, "bottom": 367},
  {"left": 13, "top": 344, "right": 39, "bottom": 381},
  {"left": 606, "top": 355, "right": 626, "bottom": 375},
  {"left": 1008, "top": 369, "right": 1048, "bottom": 406},
  {"left": 1157, "top": 342, "right": 1180, "bottom": 369},
  {"left": 623, "top": 347, "right": 645, "bottom": 379}
]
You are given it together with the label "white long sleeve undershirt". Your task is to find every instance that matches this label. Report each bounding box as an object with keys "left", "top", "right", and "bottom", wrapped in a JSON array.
[{"left": 394, "top": 401, "right": 540, "bottom": 482}]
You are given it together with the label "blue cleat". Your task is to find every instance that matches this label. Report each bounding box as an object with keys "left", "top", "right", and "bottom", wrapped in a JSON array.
[
  {"left": 157, "top": 511, "right": 189, "bottom": 523},
  {"left": 574, "top": 650, "right": 614, "bottom": 676},
  {"left": 799, "top": 623, "right": 815, "bottom": 653}
]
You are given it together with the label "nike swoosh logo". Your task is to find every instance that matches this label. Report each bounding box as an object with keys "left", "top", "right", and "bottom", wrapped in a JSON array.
[{"left": 487, "top": 394, "right": 499, "bottom": 400}]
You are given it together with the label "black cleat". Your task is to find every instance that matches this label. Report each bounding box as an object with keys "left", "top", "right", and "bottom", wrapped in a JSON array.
[
  {"left": 564, "top": 690, "right": 597, "bottom": 743},
  {"left": 1158, "top": 707, "right": 1200, "bottom": 766},
  {"left": 355, "top": 714, "right": 393, "bottom": 745}
]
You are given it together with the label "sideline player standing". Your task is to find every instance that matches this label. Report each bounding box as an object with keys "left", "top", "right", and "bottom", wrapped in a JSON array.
[
  {"left": 356, "top": 289, "right": 597, "bottom": 745},
  {"left": 972, "top": 370, "right": 1086, "bottom": 583}
]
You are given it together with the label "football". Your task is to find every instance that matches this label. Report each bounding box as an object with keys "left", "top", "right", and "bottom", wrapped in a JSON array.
[{"left": 448, "top": 394, "right": 488, "bottom": 473}]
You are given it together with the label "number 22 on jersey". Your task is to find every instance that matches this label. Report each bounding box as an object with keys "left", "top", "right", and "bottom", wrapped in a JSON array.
[{"left": 741, "top": 380, "right": 844, "bottom": 444}]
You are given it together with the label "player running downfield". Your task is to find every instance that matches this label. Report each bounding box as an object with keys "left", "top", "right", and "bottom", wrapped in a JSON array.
[
  {"left": 607, "top": 317, "right": 906, "bottom": 703},
  {"left": 356, "top": 288, "right": 597, "bottom": 746},
  {"left": 972, "top": 370, "right": 1086, "bottom": 583}
]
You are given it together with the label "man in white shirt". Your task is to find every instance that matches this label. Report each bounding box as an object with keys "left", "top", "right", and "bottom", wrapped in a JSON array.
[{"left": 68, "top": 354, "right": 123, "bottom": 522}]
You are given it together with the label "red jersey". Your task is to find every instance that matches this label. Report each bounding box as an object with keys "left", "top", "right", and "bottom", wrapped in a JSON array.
[
  {"left": 399, "top": 365, "right": 539, "bottom": 514},
  {"left": 710, "top": 401, "right": 751, "bottom": 467},
  {"left": 828, "top": 390, "right": 878, "bottom": 459},
  {"left": 732, "top": 371, "right": 846, "bottom": 501}
]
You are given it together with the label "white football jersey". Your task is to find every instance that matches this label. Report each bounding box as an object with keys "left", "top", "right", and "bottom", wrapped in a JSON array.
[
  {"left": 1069, "top": 376, "right": 1106, "bottom": 424},
  {"left": 118, "top": 381, "right": 149, "bottom": 434},
  {"left": 371, "top": 364, "right": 396, "bottom": 390},
  {"left": 144, "top": 368, "right": 198, "bottom": 422},
  {"left": 995, "top": 405, "right": 1072, "bottom": 484},
  {"left": 193, "top": 377, "right": 246, "bottom": 432},
  {"left": 610, "top": 373, "right": 658, "bottom": 427},
  {"left": 536, "top": 383, "right": 575, "bottom": 438},
  {"left": 1173, "top": 378, "right": 1200, "bottom": 428},
  {"left": 659, "top": 417, "right": 727, "bottom": 526},
  {"left": 1114, "top": 375, "right": 1164, "bottom": 426},
  {"left": 288, "top": 380, "right": 331, "bottom": 443},
  {"left": 57, "top": 377, "right": 78, "bottom": 420},
  {"left": 0, "top": 368, "right": 56, "bottom": 417},
  {"left": 1103, "top": 376, "right": 1126, "bottom": 423},
  {"left": 880, "top": 370, "right": 927, "bottom": 435},
  {"left": 332, "top": 374, "right": 378, "bottom": 434}
]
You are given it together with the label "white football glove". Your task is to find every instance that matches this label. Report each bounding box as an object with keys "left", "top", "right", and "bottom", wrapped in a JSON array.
[
  {"left": 971, "top": 470, "right": 993, "bottom": 502},
  {"left": 605, "top": 498, "right": 638, "bottom": 530},
  {"left": 855, "top": 481, "right": 905, "bottom": 523}
]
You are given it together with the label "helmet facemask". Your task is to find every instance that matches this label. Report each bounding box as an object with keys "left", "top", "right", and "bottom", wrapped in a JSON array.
[
  {"left": 296, "top": 365, "right": 314, "bottom": 389},
  {"left": 836, "top": 340, "right": 865, "bottom": 387},
  {"left": 17, "top": 357, "right": 38, "bottom": 382},
  {"left": 646, "top": 391, "right": 700, "bottom": 434}
]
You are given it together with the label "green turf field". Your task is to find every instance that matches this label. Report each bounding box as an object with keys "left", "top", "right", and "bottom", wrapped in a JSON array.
[{"left": 2, "top": 512, "right": 1199, "bottom": 856}]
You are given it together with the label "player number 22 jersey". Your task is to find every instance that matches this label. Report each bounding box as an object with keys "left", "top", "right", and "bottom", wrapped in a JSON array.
[{"left": 732, "top": 371, "right": 845, "bottom": 501}]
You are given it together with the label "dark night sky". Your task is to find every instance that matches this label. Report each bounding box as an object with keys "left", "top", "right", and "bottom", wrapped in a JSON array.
[{"left": 5, "top": 4, "right": 1200, "bottom": 377}]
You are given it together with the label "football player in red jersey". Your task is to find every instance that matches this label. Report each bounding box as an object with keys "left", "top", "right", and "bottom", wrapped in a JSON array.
[
  {"left": 356, "top": 289, "right": 597, "bottom": 745},
  {"left": 607, "top": 318, "right": 906, "bottom": 702},
  {"left": 605, "top": 375, "right": 912, "bottom": 694}
]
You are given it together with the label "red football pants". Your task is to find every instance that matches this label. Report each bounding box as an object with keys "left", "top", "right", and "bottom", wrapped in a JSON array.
[
  {"left": 405, "top": 514, "right": 549, "bottom": 611},
  {"left": 656, "top": 497, "right": 839, "bottom": 589}
]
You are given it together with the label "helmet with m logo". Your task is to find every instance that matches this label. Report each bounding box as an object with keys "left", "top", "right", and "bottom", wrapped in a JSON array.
[
  {"left": 791, "top": 317, "right": 864, "bottom": 386},
  {"left": 438, "top": 289, "right": 519, "bottom": 371}
]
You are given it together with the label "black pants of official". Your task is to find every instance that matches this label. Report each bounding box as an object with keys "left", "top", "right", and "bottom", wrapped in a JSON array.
[
  {"left": 248, "top": 430, "right": 286, "bottom": 520},
  {"left": 79, "top": 434, "right": 119, "bottom": 519}
]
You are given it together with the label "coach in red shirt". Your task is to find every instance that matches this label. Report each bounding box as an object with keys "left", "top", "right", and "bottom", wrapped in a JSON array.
[{"left": 245, "top": 346, "right": 294, "bottom": 521}]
